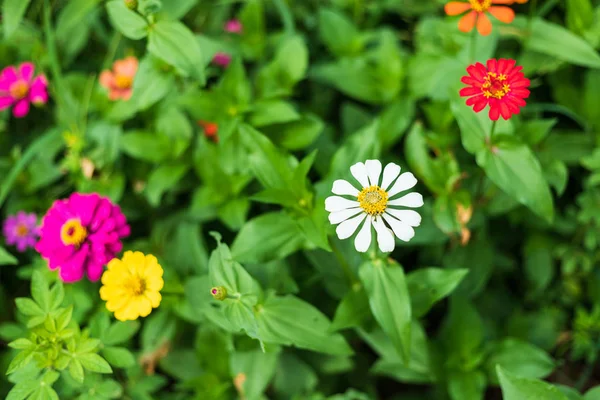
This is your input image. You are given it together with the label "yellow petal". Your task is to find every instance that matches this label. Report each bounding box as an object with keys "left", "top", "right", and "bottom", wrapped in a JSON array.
[{"left": 145, "top": 291, "right": 162, "bottom": 308}]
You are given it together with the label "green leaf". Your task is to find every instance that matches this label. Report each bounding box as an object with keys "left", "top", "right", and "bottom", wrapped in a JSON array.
[
  {"left": 78, "top": 353, "right": 113, "bottom": 374},
  {"left": 145, "top": 163, "right": 189, "bottom": 207},
  {"left": 318, "top": 8, "right": 362, "bottom": 57},
  {"left": 31, "top": 271, "right": 50, "bottom": 312},
  {"left": 497, "top": 366, "right": 568, "bottom": 400},
  {"left": 6, "top": 379, "right": 37, "bottom": 400},
  {"left": 6, "top": 348, "right": 34, "bottom": 374},
  {"left": 440, "top": 298, "right": 484, "bottom": 365},
  {"left": 525, "top": 17, "right": 600, "bottom": 69},
  {"left": 106, "top": 0, "right": 148, "bottom": 40},
  {"left": 359, "top": 261, "right": 412, "bottom": 362},
  {"left": 15, "top": 298, "right": 44, "bottom": 317},
  {"left": 230, "top": 350, "right": 280, "bottom": 400},
  {"left": 249, "top": 100, "right": 300, "bottom": 127},
  {"left": 208, "top": 237, "right": 262, "bottom": 297},
  {"left": 256, "top": 295, "right": 353, "bottom": 356},
  {"left": 330, "top": 287, "right": 370, "bottom": 332},
  {"left": 141, "top": 310, "right": 177, "bottom": 351},
  {"left": 486, "top": 339, "right": 555, "bottom": 384},
  {"left": 120, "top": 131, "right": 171, "bottom": 163},
  {"left": 585, "top": 387, "right": 600, "bottom": 400},
  {"left": 406, "top": 268, "right": 468, "bottom": 318},
  {"left": 476, "top": 137, "right": 554, "bottom": 223},
  {"left": 148, "top": 21, "right": 205, "bottom": 83},
  {"left": 103, "top": 346, "right": 136, "bottom": 368},
  {"left": 103, "top": 320, "right": 140, "bottom": 346},
  {"left": 523, "top": 234, "right": 555, "bottom": 295},
  {"left": 69, "top": 359, "right": 84, "bottom": 383},
  {"left": 8, "top": 338, "right": 33, "bottom": 350},
  {"left": 256, "top": 35, "right": 308, "bottom": 97},
  {"left": 451, "top": 101, "right": 487, "bottom": 154},
  {"left": 231, "top": 212, "right": 306, "bottom": 264},
  {"left": 3, "top": 0, "right": 32, "bottom": 38},
  {"left": 448, "top": 370, "right": 487, "bottom": 400},
  {"left": 0, "top": 246, "right": 17, "bottom": 266}
]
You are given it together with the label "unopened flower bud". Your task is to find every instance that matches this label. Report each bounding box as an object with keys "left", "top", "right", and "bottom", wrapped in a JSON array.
[
  {"left": 124, "top": 0, "right": 138, "bottom": 10},
  {"left": 211, "top": 286, "right": 227, "bottom": 300}
]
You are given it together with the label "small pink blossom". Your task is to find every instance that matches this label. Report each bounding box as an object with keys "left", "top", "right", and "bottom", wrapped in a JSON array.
[
  {"left": 212, "top": 52, "right": 232, "bottom": 68},
  {"left": 3, "top": 212, "right": 39, "bottom": 252},
  {"left": 0, "top": 62, "right": 48, "bottom": 118},
  {"left": 224, "top": 19, "right": 243, "bottom": 34},
  {"left": 100, "top": 56, "right": 138, "bottom": 101}
]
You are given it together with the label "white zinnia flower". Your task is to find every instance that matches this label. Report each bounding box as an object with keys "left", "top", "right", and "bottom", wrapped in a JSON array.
[{"left": 325, "top": 160, "right": 424, "bottom": 253}]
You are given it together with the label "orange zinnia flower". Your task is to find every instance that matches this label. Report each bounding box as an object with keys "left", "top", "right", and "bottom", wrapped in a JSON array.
[
  {"left": 444, "top": 0, "right": 517, "bottom": 36},
  {"left": 99, "top": 56, "right": 138, "bottom": 101}
]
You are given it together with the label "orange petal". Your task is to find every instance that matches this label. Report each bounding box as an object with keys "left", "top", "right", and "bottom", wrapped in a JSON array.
[
  {"left": 99, "top": 71, "right": 114, "bottom": 89},
  {"left": 488, "top": 6, "right": 515, "bottom": 23},
  {"left": 114, "top": 56, "right": 139, "bottom": 78},
  {"left": 491, "top": 0, "right": 513, "bottom": 4},
  {"left": 445, "top": 1, "right": 472, "bottom": 16},
  {"left": 476, "top": 12, "right": 493, "bottom": 36},
  {"left": 458, "top": 11, "right": 477, "bottom": 33}
]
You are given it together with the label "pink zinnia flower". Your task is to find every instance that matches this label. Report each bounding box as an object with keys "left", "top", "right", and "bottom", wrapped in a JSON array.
[
  {"left": 224, "top": 19, "right": 243, "bottom": 34},
  {"left": 3, "top": 212, "right": 39, "bottom": 252},
  {"left": 99, "top": 56, "right": 138, "bottom": 101},
  {"left": 35, "top": 193, "right": 130, "bottom": 283},
  {"left": 0, "top": 62, "right": 48, "bottom": 118},
  {"left": 212, "top": 52, "right": 232, "bottom": 68}
]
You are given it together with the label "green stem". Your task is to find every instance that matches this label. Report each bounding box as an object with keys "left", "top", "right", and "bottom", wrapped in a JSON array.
[
  {"left": 489, "top": 120, "right": 498, "bottom": 140},
  {"left": 469, "top": 27, "right": 478, "bottom": 62},
  {"left": 102, "top": 32, "right": 122, "bottom": 70},
  {"left": 575, "top": 360, "right": 594, "bottom": 391},
  {"left": 42, "top": 0, "right": 65, "bottom": 106},
  {"left": 527, "top": 0, "right": 538, "bottom": 32},
  {"left": 328, "top": 236, "right": 358, "bottom": 285},
  {"left": 272, "top": 0, "right": 295, "bottom": 35}
]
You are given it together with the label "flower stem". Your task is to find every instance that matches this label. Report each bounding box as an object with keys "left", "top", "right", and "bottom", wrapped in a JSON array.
[
  {"left": 528, "top": 0, "right": 538, "bottom": 31},
  {"left": 489, "top": 120, "right": 498, "bottom": 140},
  {"left": 469, "top": 27, "right": 478, "bottom": 63},
  {"left": 328, "top": 236, "right": 358, "bottom": 285},
  {"left": 42, "top": 0, "right": 65, "bottom": 108}
]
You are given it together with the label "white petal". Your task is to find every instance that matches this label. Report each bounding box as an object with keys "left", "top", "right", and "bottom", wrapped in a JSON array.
[
  {"left": 388, "top": 192, "right": 424, "bottom": 208},
  {"left": 336, "top": 213, "right": 367, "bottom": 239},
  {"left": 329, "top": 207, "right": 363, "bottom": 224},
  {"left": 383, "top": 213, "right": 415, "bottom": 242},
  {"left": 373, "top": 217, "right": 395, "bottom": 253},
  {"left": 354, "top": 215, "right": 372, "bottom": 253},
  {"left": 385, "top": 209, "right": 422, "bottom": 227},
  {"left": 332, "top": 179, "right": 359, "bottom": 197},
  {"left": 325, "top": 196, "right": 360, "bottom": 212},
  {"left": 381, "top": 163, "right": 401, "bottom": 190},
  {"left": 350, "top": 162, "right": 369, "bottom": 188},
  {"left": 387, "top": 172, "right": 417, "bottom": 197},
  {"left": 365, "top": 160, "right": 382, "bottom": 187}
]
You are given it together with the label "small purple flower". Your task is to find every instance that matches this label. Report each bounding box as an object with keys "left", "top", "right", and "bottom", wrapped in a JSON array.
[
  {"left": 224, "top": 19, "right": 243, "bottom": 34},
  {"left": 212, "top": 52, "right": 232, "bottom": 68},
  {"left": 3, "top": 212, "right": 39, "bottom": 252}
]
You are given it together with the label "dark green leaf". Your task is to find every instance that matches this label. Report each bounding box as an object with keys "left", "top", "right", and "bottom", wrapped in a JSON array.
[{"left": 106, "top": 0, "right": 148, "bottom": 39}]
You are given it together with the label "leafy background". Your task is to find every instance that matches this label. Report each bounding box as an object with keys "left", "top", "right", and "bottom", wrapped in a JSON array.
[{"left": 1, "top": 0, "right": 600, "bottom": 399}]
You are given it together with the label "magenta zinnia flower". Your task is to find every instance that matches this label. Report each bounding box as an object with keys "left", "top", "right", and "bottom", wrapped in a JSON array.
[
  {"left": 0, "top": 62, "right": 48, "bottom": 118},
  {"left": 224, "top": 19, "right": 242, "bottom": 34},
  {"left": 3, "top": 212, "right": 39, "bottom": 252},
  {"left": 35, "top": 193, "right": 130, "bottom": 283},
  {"left": 212, "top": 52, "right": 232, "bottom": 68}
]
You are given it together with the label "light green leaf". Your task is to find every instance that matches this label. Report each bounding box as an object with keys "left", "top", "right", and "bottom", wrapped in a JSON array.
[
  {"left": 0, "top": 246, "right": 17, "bottom": 266},
  {"left": 249, "top": 100, "right": 300, "bottom": 127},
  {"left": 525, "top": 17, "right": 600, "bottom": 69},
  {"left": 148, "top": 21, "right": 205, "bottom": 82},
  {"left": 120, "top": 131, "right": 171, "bottom": 163},
  {"left": 69, "top": 359, "right": 84, "bottom": 383},
  {"left": 15, "top": 298, "right": 44, "bottom": 317},
  {"left": 103, "top": 320, "right": 140, "bottom": 346},
  {"left": 78, "top": 353, "right": 113, "bottom": 374},
  {"left": 476, "top": 137, "right": 554, "bottom": 222},
  {"left": 497, "top": 366, "right": 568, "bottom": 400},
  {"left": 256, "top": 295, "right": 353, "bottom": 356},
  {"left": 3, "top": 0, "right": 32, "bottom": 38},
  {"left": 231, "top": 212, "right": 306, "bottom": 264},
  {"left": 106, "top": 0, "right": 148, "bottom": 39},
  {"left": 359, "top": 261, "right": 412, "bottom": 362},
  {"left": 318, "top": 8, "right": 362, "bottom": 57},
  {"left": 103, "top": 346, "right": 136, "bottom": 368},
  {"left": 407, "top": 268, "right": 468, "bottom": 318},
  {"left": 6, "top": 379, "right": 37, "bottom": 400},
  {"left": 585, "top": 386, "right": 600, "bottom": 399},
  {"left": 486, "top": 339, "right": 555, "bottom": 384},
  {"left": 448, "top": 370, "right": 487, "bottom": 400},
  {"left": 208, "top": 237, "right": 263, "bottom": 297},
  {"left": 330, "top": 287, "right": 370, "bottom": 332},
  {"left": 30, "top": 271, "right": 50, "bottom": 312},
  {"left": 230, "top": 350, "right": 280, "bottom": 400}
]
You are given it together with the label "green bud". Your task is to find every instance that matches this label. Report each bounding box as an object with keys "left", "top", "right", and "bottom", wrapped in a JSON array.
[
  {"left": 124, "top": 0, "right": 138, "bottom": 10},
  {"left": 211, "top": 286, "right": 227, "bottom": 301}
]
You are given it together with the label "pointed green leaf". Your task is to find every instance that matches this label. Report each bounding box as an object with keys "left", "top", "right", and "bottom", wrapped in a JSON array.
[
  {"left": 106, "top": 0, "right": 148, "bottom": 39},
  {"left": 0, "top": 246, "right": 17, "bottom": 266},
  {"left": 497, "top": 366, "right": 568, "bottom": 400},
  {"left": 2, "top": 0, "right": 32, "bottom": 38},
  {"left": 406, "top": 268, "right": 468, "bottom": 318},
  {"left": 78, "top": 353, "right": 113, "bottom": 374}
]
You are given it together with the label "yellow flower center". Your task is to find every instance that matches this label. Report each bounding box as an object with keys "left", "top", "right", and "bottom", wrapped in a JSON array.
[
  {"left": 482, "top": 72, "right": 511, "bottom": 99},
  {"left": 125, "top": 276, "right": 147, "bottom": 296},
  {"left": 358, "top": 185, "right": 388, "bottom": 216},
  {"left": 15, "top": 224, "right": 28, "bottom": 238},
  {"left": 469, "top": 0, "right": 492, "bottom": 12},
  {"left": 60, "top": 219, "right": 87, "bottom": 247},
  {"left": 115, "top": 74, "right": 132, "bottom": 89},
  {"left": 9, "top": 80, "right": 29, "bottom": 100}
]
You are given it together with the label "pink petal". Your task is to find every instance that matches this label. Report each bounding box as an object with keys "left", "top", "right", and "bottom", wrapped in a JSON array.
[
  {"left": 18, "top": 62, "right": 35, "bottom": 82},
  {"left": 29, "top": 76, "right": 48, "bottom": 104},
  {"left": 0, "top": 96, "right": 14, "bottom": 110},
  {"left": 99, "top": 71, "right": 115, "bottom": 90},
  {"left": 1, "top": 66, "right": 17, "bottom": 83},
  {"left": 12, "top": 99, "right": 30, "bottom": 118}
]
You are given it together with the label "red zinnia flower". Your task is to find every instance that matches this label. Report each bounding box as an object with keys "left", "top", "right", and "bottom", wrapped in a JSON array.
[
  {"left": 444, "top": 0, "right": 517, "bottom": 36},
  {"left": 460, "top": 58, "right": 530, "bottom": 121}
]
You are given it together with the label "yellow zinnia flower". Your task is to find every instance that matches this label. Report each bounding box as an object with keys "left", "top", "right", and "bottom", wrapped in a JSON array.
[{"left": 100, "top": 251, "right": 164, "bottom": 321}]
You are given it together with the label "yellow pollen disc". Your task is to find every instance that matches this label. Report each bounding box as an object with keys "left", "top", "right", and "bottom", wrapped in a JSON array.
[
  {"left": 358, "top": 185, "right": 388, "bottom": 216},
  {"left": 60, "top": 219, "right": 87, "bottom": 247},
  {"left": 125, "top": 276, "right": 147, "bottom": 296},
  {"left": 469, "top": 0, "right": 492, "bottom": 12},
  {"left": 482, "top": 72, "right": 511, "bottom": 99},
  {"left": 115, "top": 74, "right": 132, "bottom": 89},
  {"left": 15, "top": 224, "right": 28, "bottom": 237},
  {"left": 9, "top": 80, "right": 29, "bottom": 100}
]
